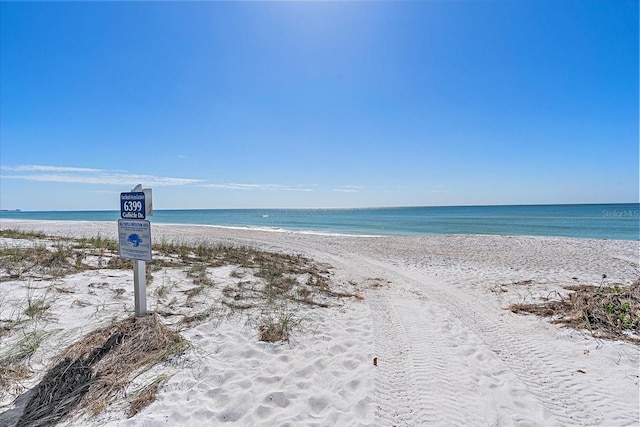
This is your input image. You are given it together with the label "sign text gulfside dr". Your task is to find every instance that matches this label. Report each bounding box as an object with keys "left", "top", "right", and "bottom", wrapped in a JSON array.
[{"left": 120, "top": 191, "right": 146, "bottom": 219}]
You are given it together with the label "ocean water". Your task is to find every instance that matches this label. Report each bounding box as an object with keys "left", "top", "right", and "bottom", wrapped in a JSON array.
[{"left": 1, "top": 204, "right": 638, "bottom": 240}]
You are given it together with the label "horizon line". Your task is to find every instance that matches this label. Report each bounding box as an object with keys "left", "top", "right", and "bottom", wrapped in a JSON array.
[{"left": 2, "top": 201, "right": 638, "bottom": 213}]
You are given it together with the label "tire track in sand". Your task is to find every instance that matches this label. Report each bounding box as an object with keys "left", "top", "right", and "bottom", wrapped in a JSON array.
[
  {"left": 369, "top": 290, "right": 479, "bottom": 425},
  {"left": 359, "top": 255, "right": 616, "bottom": 426},
  {"left": 368, "top": 292, "right": 414, "bottom": 425}
]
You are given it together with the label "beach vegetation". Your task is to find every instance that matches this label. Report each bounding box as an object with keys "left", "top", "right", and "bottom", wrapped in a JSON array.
[
  {"left": 510, "top": 279, "right": 640, "bottom": 343},
  {"left": 23, "top": 294, "right": 52, "bottom": 320},
  {"left": 154, "top": 282, "right": 172, "bottom": 300},
  {"left": 0, "top": 362, "right": 30, "bottom": 400},
  {"left": 74, "top": 234, "right": 118, "bottom": 251},
  {"left": 186, "top": 263, "right": 213, "bottom": 287},
  {"left": 106, "top": 255, "right": 133, "bottom": 269},
  {"left": 183, "top": 284, "right": 205, "bottom": 300},
  {"left": 22, "top": 281, "right": 54, "bottom": 321},
  {"left": 258, "top": 308, "right": 301, "bottom": 343},
  {"left": 0, "top": 328, "right": 51, "bottom": 401},
  {"left": 179, "top": 304, "right": 220, "bottom": 326},
  {"left": 0, "top": 229, "right": 364, "bottom": 422},
  {"left": 1, "top": 329, "right": 50, "bottom": 365},
  {"left": 15, "top": 314, "right": 188, "bottom": 427},
  {"left": 126, "top": 374, "right": 168, "bottom": 418},
  {"left": 0, "top": 244, "right": 78, "bottom": 280},
  {"left": 0, "top": 228, "right": 48, "bottom": 240}
]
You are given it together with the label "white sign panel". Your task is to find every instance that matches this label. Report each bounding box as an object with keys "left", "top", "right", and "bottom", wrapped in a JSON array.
[{"left": 118, "top": 219, "right": 152, "bottom": 262}]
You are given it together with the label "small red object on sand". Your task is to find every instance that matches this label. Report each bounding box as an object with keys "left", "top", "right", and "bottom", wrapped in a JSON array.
[{"left": 373, "top": 357, "right": 378, "bottom": 366}]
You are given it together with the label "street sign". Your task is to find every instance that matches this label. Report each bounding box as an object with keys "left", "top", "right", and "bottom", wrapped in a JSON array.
[
  {"left": 120, "top": 192, "right": 146, "bottom": 219},
  {"left": 118, "top": 184, "right": 153, "bottom": 317},
  {"left": 118, "top": 219, "right": 152, "bottom": 262},
  {"left": 120, "top": 185, "right": 153, "bottom": 317}
]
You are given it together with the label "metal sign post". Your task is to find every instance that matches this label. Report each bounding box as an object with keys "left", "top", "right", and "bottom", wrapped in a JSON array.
[
  {"left": 118, "top": 185, "right": 153, "bottom": 317},
  {"left": 133, "top": 260, "right": 147, "bottom": 316}
]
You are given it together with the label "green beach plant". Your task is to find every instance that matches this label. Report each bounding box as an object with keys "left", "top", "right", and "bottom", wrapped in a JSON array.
[
  {"left": 1, "top": 329, "right": 50, "bottom": 365},
  {"left": 23, "top": 283, "right": 53, "bottom": 321}
]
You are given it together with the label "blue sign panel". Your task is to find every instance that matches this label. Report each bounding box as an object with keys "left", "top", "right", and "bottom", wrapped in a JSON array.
[{"left": 121, "top": 192, "right": 146, "bottom": 219}]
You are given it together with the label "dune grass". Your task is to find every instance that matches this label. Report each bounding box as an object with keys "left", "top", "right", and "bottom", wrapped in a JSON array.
[{"left": 0, "top": 228, "right": 362, "bottom": 424}]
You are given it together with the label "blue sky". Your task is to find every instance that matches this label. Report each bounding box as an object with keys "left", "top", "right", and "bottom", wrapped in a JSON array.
[{"left": 1, "top": 0, "right": 638, "bottom": 210}]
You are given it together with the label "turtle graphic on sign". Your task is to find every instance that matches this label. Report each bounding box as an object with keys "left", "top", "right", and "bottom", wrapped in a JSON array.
[{"left": 127, "top": 233, "right": 143, "bottom": 247}]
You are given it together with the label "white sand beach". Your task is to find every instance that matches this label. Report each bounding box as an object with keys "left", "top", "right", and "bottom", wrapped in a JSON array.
[{"left": 0, "top": 219, "right": 638, "bottom": 426}]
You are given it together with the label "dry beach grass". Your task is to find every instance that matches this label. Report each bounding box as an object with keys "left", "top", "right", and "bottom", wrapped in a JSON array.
[
  {"left": 509, "top": 278, "right": 640, "bottom": 344},
  {"left": 14, "top": 314, "right": 187, "bottom": 427}
]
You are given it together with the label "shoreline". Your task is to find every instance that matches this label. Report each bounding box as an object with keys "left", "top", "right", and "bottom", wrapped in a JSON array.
[
  {"left": 1, "top": 220, "right": 638, "bottom": 425},
  {"left": 1, "top": 218, "right": 638, "bottom": 242}
]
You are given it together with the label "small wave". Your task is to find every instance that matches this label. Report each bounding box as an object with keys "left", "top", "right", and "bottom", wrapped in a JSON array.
[{"left": 154, "top": 222, "right": 383, "bottom": 237}]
